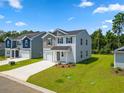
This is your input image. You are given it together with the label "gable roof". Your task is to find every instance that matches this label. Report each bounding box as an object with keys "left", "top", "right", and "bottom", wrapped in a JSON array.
[
  {"left": 4, "top": 32, "right": 46, "bottom": 41},
  {"left": 51, "top": 29, "right": 87, "bottom": 36},
  {"left": 52, "top": 28, "right": 87, "bottom": 36},
  {"left": 16, "top": 32, "right": 45, "bottom": 40},
  {"left": 115, "top": 47, "right": 124, "bottom": 51}
]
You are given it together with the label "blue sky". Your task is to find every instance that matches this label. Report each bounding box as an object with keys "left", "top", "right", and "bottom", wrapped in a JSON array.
[{"left": 0, "top": 0, "right": 124, "bottom": 34}]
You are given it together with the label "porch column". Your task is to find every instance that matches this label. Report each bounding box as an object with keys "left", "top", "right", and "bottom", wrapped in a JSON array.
[
  {"left": 10, "top": 50, "right": 12, "bottom": 58},
  {"left": 14, "top": 50, "right": 16, "bottom": 58},
  {"left": 66, "top": 52, "right": 68, "bottom": 64},
  {"left": 114, "top": 52, "right": 116, "bottom": 68}
]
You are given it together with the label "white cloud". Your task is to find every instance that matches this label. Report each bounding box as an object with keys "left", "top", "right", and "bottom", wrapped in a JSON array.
[
  {"left": 8, "top": 0, "right": 22, "bottom": 9},
  {"left": 68, "top": 17, "right": 75, "bottom": 21},
  {"left": 104, "top": 19, "right": 112, "bottom": 24},
  {"left": 101, "top": 25, "right": 108, "bottom": 29},
  {"left": 15, "top": 21, "right": 27, "bottom": 26},
  {"left": 78, "top": 0, "right": 94, "bottom": 7},
  {"left": 0, "top": 15, "right": 4, "bottom": 19},
  {"left": 6, "top": 21, "right": 12, "bottom": 24},
  {"left": 93, "top": 3, "right": 124, "bottom": 14}
]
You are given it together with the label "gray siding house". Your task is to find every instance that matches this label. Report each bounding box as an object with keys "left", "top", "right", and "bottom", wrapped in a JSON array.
[
  {"left": 4, "top": 32, "right": 45, "bottom": 59},
  {"left": 0, "top": 43, "right": 5, "bottom": 56},
  {"left": 114, "top": 47, "right": 124, "bottom": 68},
  {"left": 42, "top": 28, "right": 91, "bottom": 63}
]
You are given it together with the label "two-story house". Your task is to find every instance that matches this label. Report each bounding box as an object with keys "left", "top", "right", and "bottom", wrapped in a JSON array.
[
  {"left": 42, "top": 29, "right": 91, "bottom": 63},
  {"left": 4, "top": 32, "right": 45, "bottom": 59}
]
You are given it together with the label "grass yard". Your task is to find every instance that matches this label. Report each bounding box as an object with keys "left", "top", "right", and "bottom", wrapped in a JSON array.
[
  {"left": 0, "top": 58, "right": 42, "bottom": 71},
  {"left": 27, "top": 54, "right": 124, "bottom": 93},
  {"left": 0, "top": 56, "right": 6, "bottom": 61}
]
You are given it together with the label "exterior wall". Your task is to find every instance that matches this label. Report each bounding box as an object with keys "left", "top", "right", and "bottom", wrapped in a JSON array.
[
  {"left": 0, "top": 43, "right": 5, "bottom": 56},
  {"left": 43, "top": 35, "right": 76, "bottom": 63},
  {"left": 31, "top": 34, "right": 44, "bottom": 58},
  {"left": 5, "top": 48, "right": 11, "bottom": 57},
  {"left": 76, "top": 31, "right": 91, "bottom": 62},
  {"left": 43, "top": 34, "right": 55, "bottom": 48},
  {"left": 52, "top": 51, "right": 74, "bottom": 63},
  {"left": 43, "top": 50, "right": 74, "bottom": 63},
  {"left": 0, "top": 49, "right": 5, "bottom": 56},
  {"left": 114, "top": 52, "right": 124, "bottom": 68},
  {"left": 56, "top": 36, "right": 76, "bottom": 63}
]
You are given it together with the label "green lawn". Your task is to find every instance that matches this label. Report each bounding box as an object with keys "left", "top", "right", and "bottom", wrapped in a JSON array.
[
  {"left": 27, "top": 54, "right": 124, "bottom": 93},
  {"left": 0, "top": 56, "right": 6, "bottom": 61},
  {"left": 0, "top": 58, "right": 42, "bottom": 71}
]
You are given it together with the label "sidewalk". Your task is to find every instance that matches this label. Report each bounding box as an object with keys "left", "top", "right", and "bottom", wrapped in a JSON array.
[{"left": 0, "top": 58, "right": 29, "bottom": 66}]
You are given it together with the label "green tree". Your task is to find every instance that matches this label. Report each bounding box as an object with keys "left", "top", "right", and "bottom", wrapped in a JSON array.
[
  {"left": 91, "top": 29, "right": 105, "bottom": 53},
  {"left": 105, "top": 30, "right": 118, "bottom": 51},
  {"left": 112, "top": 12, "right": 124, "bottom": 48}
]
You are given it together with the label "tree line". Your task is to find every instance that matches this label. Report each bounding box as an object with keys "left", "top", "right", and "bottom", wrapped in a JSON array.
[{"left": 91, "top": 12, "right": 124, "bottom": 54}]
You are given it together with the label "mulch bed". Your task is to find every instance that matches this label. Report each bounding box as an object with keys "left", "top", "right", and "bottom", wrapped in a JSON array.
[
  {"left": 55, "top": 63, "right": 76, "bottom": 68},
  {"left": 112, "top": 68, "right": 124, "bottom": 76}
]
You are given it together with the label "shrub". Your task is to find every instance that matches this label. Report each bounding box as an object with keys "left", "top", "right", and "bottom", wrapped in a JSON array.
[
  {"left": 9, "top": 61, "right": 16, "bottom": 66},
  {"left": 110, "top": 63, "right": 114, "bottom": 67},
  {"left": 116, "top": 67, "right": 122, "bottom": 71},
  {"left": 55, "top": 79, "right": 64, "bottom": 83}
]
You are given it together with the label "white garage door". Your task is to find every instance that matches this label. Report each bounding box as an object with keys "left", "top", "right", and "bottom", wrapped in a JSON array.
[
  {"left": 46, "top": 53, "right": 52, "bottom": 61},
  {"left": 20, "top": 51, "right": 30, "bottom": 58}
]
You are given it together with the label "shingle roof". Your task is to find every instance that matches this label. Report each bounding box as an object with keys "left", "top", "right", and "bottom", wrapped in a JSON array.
[
  {"left": 16, "top": 32, "right": 45, "bottom": 40},
  {"left": 51, "top": 46, "right": 71, "bottom": 50},
  {"left": 52, "top": 28, "right": 86, "bottom": 36},
  {"left": 116, "top": 47, "right": 124, "bottom": 51}
]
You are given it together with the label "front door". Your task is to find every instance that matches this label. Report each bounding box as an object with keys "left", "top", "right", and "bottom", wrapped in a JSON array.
[
  {"left": 57, "top": 52, "right": 60, "bottom": 61},
  {"left": 12, "top": 50, "right": 14, "bottom": 58},
  {"left": 16, "top": 50, "right": 19, "bottom": 58}
]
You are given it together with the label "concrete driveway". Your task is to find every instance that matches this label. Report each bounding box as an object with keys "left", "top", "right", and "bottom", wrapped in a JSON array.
[
  {"left": 0, "top": 58, "right": 29, "bottom": 66},
  {"left": 1, "top": 61, "right": 56, "bottom": 81}
]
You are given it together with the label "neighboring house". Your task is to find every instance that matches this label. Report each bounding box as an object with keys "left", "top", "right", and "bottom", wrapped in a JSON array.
[
  {"left": 0, "top": 43, "right": 5, "bottom": 56},
  {"left": 114, "top": 47, "right": 124, "bottom": 68},
  {"left": 4, "top": 32, "right": 45, "bottom": 59},
  {"left": 42, "top": 28, "right": 91, "bottom": 63}
]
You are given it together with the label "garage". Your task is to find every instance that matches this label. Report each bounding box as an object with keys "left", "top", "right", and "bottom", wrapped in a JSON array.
[
  {"left": 20, "top": 50, "right": 30, "bottom": 58},
  {"left": 114, "top": 47, "right": 124, "bottom": 68},
  {"left": 44, "top": 52, "right": 53, "bottom": 61}
]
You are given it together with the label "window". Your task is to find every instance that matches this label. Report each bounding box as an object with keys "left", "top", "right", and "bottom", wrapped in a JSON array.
[
  {"left": 12, "top": 41, "right": 16, "bottom": 48},
  {"left": 58, "top": 37, "right": 63, "bottom": 44},
  {"left": 47, "top": 38, "right": 52, "bottom": 45},
  {"left": 81, "top": 38, "right": 83, "bottom": 45},
  {"left": 61, "top": 52, "right": 64, "bottom": 57},
  {"left": 80, "top": 51, "right": 83, "bottom": 58},
  {"left": 17, "top": 41, "right": 21, "bottom": 45},
  {"left": 66, "top": 37, "right": 72, "bottom": 43},
  {"left": 86, "top": 39, "right": 88, "bottom": 45},
  {"left": 7, "top": 40, "right": 10, "bottom": 48},
  {"left": 25, "top": 40, "right": 28, "bottom": 47},
  {"left": 86, "top": 51, "right": 88, "bottom": 57}
]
